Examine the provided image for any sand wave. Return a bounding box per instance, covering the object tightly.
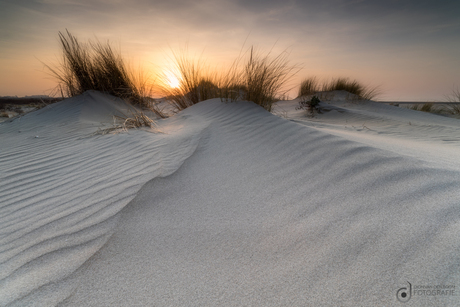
[62,99,460,306]
[2,94,460,306]
[0,91,209,306]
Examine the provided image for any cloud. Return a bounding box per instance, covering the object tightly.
[1,0,459,98]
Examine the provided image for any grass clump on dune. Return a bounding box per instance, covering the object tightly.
[444,87,460,115]
[322,77,380,100]
[297,76,380,101]
[241,47,299,111]
[298,76,320,97]
[405,91,460,116]
[46,30,159,111]
[45,30,168,121]
[159,45,300,112]
[322,77,362,95]
[409,103,434,112]
[158,47,221,111]
[407,103,444,115]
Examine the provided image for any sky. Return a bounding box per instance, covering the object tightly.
[1,0,459,101]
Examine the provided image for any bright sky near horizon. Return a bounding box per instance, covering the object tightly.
[1,0,459,101]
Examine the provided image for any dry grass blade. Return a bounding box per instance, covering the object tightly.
[445,104,460,115]
[298,76,320,97]
[420,103,435,112]
[115,112,155,129]
[321,77,380,101]
[44,30,152,108]
[444,87,460,115]
[145,98,169,119]
[242,46,300,111]
[93,109,159,135]
[407,103,443,114]
[158,47,221,111]
[90,40,136,100]
[159,44,300,112]
[218,53,246,102]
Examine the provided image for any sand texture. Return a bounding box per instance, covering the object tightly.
[1,92,460,306]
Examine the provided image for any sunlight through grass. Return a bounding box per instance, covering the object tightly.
[165,71,180,89]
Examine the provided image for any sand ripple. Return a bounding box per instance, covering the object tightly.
[0,91,209,306]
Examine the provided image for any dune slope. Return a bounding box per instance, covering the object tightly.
[59,98,460,306]
[273,92,460,170]
[0,91,210,306]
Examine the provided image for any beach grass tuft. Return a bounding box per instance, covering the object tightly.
[406,102,450,116]
[298,76,380,101]
[241,47,300,111]
[45,30,153,109]
[159,45,300,112]
[444,88,460,115]
[445,104,460,115]
[322,77,380,100]
[298,76,320,97]
[408,103,439,113]
[157,47,222,111]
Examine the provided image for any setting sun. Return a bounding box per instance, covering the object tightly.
[165,71,180,89]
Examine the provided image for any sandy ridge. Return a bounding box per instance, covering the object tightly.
[62,99,460,306]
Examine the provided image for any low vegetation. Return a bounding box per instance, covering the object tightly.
[46,31,396,119]
[407,103,440,113]
[444,88,460,115]
[296,95,321,116]
[239,47,299,111]
[93,109,158,135]
[298,76,380,101]
[45,30,170,122]
[445,104,460,115]
[46,30,148,105]
[404,101,460,117]
[298,76,320,97]
[157,45,300,112]
[157,48,221,111]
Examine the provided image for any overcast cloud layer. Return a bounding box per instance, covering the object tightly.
[1,0,459,100]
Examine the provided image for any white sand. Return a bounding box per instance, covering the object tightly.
[1,91,460,306]
[0,91,209,306]
[273,92,460,170]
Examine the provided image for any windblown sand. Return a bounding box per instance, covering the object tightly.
[1,91,459,306]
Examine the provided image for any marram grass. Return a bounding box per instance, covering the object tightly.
[298,76,381,101]
[45,30,151,108]
[158,45,300,112]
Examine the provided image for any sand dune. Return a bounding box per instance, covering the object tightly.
[273,92,460,170]
[1,92,460,306]
[0,91,209,306]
